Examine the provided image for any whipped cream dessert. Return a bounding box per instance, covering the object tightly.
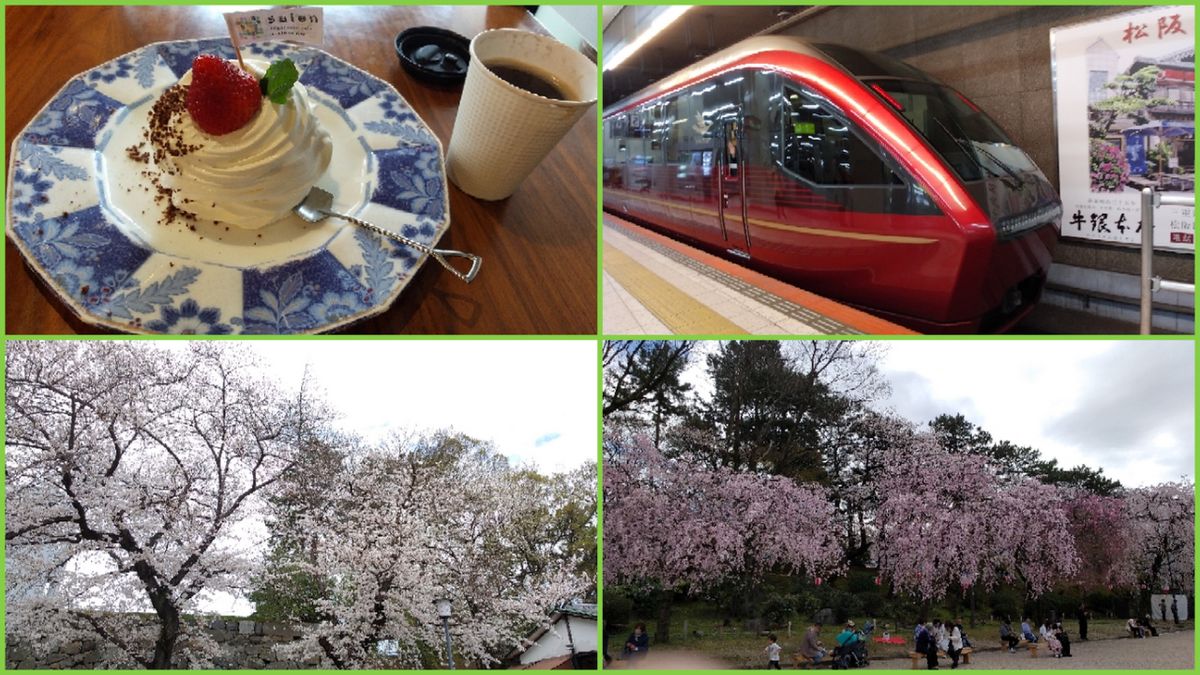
[139,58,332,230]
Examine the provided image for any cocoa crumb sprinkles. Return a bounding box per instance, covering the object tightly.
[147,84,200,166]
[125,146,149,164]
[123,83,206,228]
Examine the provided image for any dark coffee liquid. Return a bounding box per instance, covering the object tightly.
[486,60,573,100]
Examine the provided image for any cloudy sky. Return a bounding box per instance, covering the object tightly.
[680,340,1193,488]
[224,339,598,474]
[878,339,1194,487]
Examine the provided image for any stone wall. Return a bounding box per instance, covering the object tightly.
[6,619,322,670]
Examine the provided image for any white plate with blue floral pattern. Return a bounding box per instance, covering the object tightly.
[7,38,449,334]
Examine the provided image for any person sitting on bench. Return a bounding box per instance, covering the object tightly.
[1139,615,1159,637]
[1021,618,1038,642]
[1000,618,1020,652]
[800,621,828,665]
[1053,623,1072,657]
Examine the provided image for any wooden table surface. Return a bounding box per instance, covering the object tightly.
[5,6,598,335]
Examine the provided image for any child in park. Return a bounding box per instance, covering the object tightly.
[765,633,782,669]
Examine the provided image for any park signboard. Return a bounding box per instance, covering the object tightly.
[1051,6,1195,252]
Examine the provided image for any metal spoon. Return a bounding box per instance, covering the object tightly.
[295,186,482,283]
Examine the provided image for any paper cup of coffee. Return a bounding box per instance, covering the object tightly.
[446,29,597,201]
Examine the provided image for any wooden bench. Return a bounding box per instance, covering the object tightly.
[1003,639,1038,658]
[908,648,974,669]
[793,654,822,669]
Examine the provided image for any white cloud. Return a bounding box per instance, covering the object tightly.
[879,340,1194,487]
[234,340,598,474]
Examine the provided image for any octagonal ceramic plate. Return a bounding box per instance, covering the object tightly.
[7,38,450,334]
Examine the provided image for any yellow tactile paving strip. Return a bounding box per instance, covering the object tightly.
[602,243,747,335]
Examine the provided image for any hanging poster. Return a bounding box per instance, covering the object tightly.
[1051,7,1195,251]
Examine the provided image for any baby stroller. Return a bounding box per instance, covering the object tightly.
[831,633,870,669]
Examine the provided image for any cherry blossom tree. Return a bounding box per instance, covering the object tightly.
[1126,482,1194,594]
[5,342,326,668]
[265,431,589,669]
[604,433,843,643]
[604,434,843,592]
[872,419,1080,602]
[1066,492,1137,590]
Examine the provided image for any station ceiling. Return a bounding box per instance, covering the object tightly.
[602,6,815,107]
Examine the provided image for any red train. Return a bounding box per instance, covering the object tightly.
[602,37,1061,333]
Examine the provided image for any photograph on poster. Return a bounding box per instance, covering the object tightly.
[1052,5,1195,251]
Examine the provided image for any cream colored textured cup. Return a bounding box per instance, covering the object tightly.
[446,29,597,201]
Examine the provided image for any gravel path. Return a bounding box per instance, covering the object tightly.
[607,649,734,669]
[870,630,1194,670]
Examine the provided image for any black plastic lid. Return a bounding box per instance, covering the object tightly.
[395,27,470,85]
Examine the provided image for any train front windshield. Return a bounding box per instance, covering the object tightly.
[866,79,1038,185]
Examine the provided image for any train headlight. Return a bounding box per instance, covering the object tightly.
[995,204,1062,239]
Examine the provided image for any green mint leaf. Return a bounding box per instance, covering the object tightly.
[263,58,299,105]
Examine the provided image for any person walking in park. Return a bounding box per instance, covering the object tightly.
[1077,604,1089,641]
[1160,597,1168,622]
[765,633,782,670]
[1172,597,1181,625]
[801,621,827,665]
[1000,617,1020,652]
[623,623,650,659]
[916,622,939,670]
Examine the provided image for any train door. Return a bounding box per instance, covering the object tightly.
[717,116,751,255]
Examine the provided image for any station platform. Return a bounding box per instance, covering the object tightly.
[603,214,915,335]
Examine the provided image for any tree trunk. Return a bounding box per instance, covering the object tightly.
[133,557,181,670]
[653,401,668,451]
[969,586,976,628]
[655,590,673,645]
[150,602,181,669]
[856,510,867,558]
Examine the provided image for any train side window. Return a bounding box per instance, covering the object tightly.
[774,85,899,186]
[648,102,667,165]
[610,115,622,140]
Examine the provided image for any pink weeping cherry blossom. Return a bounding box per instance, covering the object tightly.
[604,435,844,591]
[1125,482,1194,593]
[871,420,1080,601]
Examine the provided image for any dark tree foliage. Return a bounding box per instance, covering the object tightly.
[602,341,694,421]
[676,341,838,481]
[929,413,1121,495]
[1029,459,1123,497]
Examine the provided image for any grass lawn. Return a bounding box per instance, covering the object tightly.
[618,606,1194,669]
